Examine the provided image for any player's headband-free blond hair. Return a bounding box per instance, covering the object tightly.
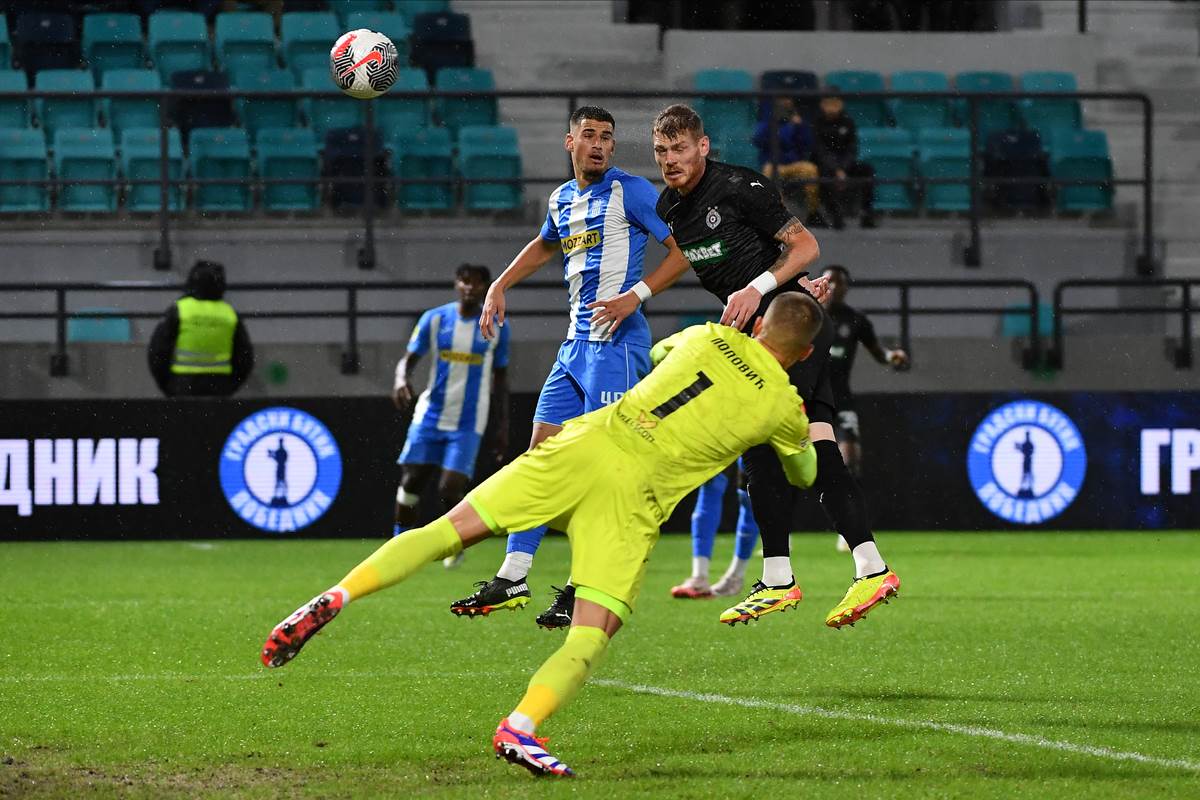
[652,104,705,139]
[763,291,824,353]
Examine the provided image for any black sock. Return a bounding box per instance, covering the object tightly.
[741,443,796,559]
[814,440,874,550]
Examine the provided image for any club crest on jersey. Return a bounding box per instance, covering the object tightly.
[705,206,722,229]
[967,400,1087,525]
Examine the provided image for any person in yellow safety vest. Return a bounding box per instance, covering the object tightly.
[148,260,255,397]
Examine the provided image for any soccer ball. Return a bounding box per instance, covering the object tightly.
[329,29,399,100]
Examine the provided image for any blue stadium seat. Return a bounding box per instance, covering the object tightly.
[67,307,132,343]
[35,70,98,136]
[917,129,970,212]
[955,71,1018,143]
[984,129,1048,210]
[14,12,80,76]
[120,126,184,211]
[1019,71,1082,140]
[825,69,888,127]
[759,69,819,122]
[858,127,916,211]
[189,126,251,211]
[323,125,389,209]
[377,67,430,136]
[215,12,277,77]
[302,66,364,137]
[101,68,161,134]
[458,124,521,211]
[0,127,48,211]
[1049,128,1112,211]
[694,68,756,145]
[256,126,320,210]
[82,13,145,78]
[0,17,10,72]
[435,67,496,136]
[281,11,339,79]
[410,11,474,81]
[147,11,210,81]
[170,69,235,135]
[346,11,411,63]
[53,127,117,211]
[390,125,452,210]
[889,71,952,133]
[234,69,299,136]
[0,70,31,129]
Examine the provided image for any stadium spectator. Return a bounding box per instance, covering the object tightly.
[147,260,254,397]
[752,97,821,221]
[813,95,877,229]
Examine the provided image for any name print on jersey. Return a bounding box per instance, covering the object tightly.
[711,336,766,388]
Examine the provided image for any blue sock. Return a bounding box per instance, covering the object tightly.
[691,472,728,559]
[392,523,406,538]
[506,526,547,555]
[734,488,758,560]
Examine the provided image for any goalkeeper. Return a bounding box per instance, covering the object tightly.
[260,292,823,778]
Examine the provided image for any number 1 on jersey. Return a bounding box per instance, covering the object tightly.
[651,371,713,419]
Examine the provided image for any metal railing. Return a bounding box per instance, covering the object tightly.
[1,278,1039,377]
[0,86,1156,273]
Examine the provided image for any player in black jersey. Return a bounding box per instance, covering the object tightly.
[590,105,900,629]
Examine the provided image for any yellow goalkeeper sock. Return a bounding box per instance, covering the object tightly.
[509,625,610,731]
[336,516,462,602]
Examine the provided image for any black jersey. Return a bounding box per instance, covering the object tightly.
[827,301,879,407]
[656,159,808,322]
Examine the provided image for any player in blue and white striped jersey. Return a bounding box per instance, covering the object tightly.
[393,265,510,567]
[449,106,691,625]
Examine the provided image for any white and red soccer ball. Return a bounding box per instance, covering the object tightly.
[330,29,399,100]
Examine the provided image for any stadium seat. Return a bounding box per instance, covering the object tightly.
[435,67,496,136]
[1000,301,1053,338]
[302,66,364,137]
[458,124,521,211]
[889,71,952,133]
[377,67,430,136]
[759,69,819,123]
[396,0,450,23]
[410,11,474,81]
[336,1,393,27]
[825,70,888,128]
[0,127,49,211]
[1019,71,1082,140]
[390,125,452,210]
[101,68,160,134]
[858,127,916,211]
[1049,128,1112,211]
[984,129,1048,210]
[147,10,210,81]
[136,0,223,21]
[214,12,277,78]
[346,11,411,63]
[694,68,756,145]
[0,17,10,72]
[917,128,970,212]
[234,69,299,136]
[120,126,183,211]
[169,69,235,135]
[281,11,339,79]
[954,71,1018,143]
[324,125,389,209]
[189,126,251,211]
[67,307,133,343]
[82,13,145,78]
[35,69,99,136]
[256,126,320,210]
[14,12,80,76]
[709,136,758,170]
[0,70,31,129]
[53,127,117,211]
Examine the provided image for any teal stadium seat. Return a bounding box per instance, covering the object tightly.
[1019,71,1082,140]
[0,128,49,212]
[67,307,132,342]
[0,70,31,129]
[825,70,888,127]
[458,124,521,210]
[148,11,210,82]
[378,68,430,136]
[189,127,252,211]
[120,126,184,212]
[694,68,756,144]
[889,71,952,133]
[336,1,393,27]
[435,67,496,136]
[917,128,970,212]
[102,69,160,134]
[954,71,1018,142]
[710,136,758,170]
[82,13,145,78]
[1000,302,1053,338]
[215,12,277,78]
[0,17,9,71]
[346,11,411,63]
[281,12,339,79]
[256,126,320,210]
[35,70,99,136]
[394,0,450,25]
[858,127,916,211]
[1050,129,1112,211]
[235,69,299,136]
[53,127,117,211]
[391,126,453,210]
[302,67,363,137]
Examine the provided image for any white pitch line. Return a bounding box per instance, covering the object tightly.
[593,679,1200,774]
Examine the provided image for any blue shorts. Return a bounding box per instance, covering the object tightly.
[397,425,482,478]
[533,340,651,426]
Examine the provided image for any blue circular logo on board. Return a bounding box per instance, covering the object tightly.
[967,400,1087,525]
[219,406,342,533]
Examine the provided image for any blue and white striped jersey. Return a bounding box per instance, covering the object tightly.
[540,167,671,348]
[407,302,510,435]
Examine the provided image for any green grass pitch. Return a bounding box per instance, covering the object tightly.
[3,532,1199,798]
